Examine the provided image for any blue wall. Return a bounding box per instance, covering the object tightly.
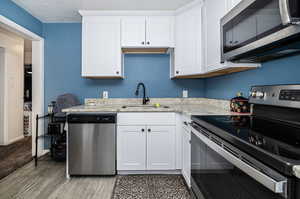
[0,0,43,36]
[204,55,300,99]
[3,0,300,103]
[43,23,205,106]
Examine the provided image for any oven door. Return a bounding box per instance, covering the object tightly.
[221,0,300,62]
[191,125,289,199]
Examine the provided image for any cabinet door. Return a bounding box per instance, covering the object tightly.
[147,126,176,170]
[174,4,202,76]
[82,17,122,77]
[146,16,174,47]
[182,127,191,187]
[121,17,146,47]
[232,16,256,48]
[203,0,227,72]
[117,126,146,170]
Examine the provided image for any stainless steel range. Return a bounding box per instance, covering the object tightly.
[190,85,300,199]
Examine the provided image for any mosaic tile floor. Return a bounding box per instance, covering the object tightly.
[112,175,190,199]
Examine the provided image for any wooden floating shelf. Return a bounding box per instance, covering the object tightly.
[174,66,258,79]
[122,48,170,54]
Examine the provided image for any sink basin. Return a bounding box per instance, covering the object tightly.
[122,105,170,109]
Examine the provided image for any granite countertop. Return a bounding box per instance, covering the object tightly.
[62,98,246,116]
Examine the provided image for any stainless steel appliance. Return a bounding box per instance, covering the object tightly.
[221,0,300,63]
[67,113,116,175]
[191,84,300,199]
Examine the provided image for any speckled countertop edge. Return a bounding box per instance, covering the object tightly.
[62,98,249,116]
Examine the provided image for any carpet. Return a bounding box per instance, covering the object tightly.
[112,175,190,199]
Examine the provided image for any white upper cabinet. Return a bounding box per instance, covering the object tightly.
[203,0,227,72]
[146,16,175,47]
[121,17,146,47]
[173,3,203,77]
[121,16,174,48]
[82,16,122,78]
[202,0,260,73]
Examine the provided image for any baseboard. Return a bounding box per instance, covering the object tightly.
[0,135,24,146]
[38,149,49,157]
[117,170,182,175]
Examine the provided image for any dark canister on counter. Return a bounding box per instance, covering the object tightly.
[230,92,250,113]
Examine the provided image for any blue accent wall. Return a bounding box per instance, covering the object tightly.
[204,55,300,99]
[0,0,43,36]
[3,0,300,104]
[43,23,205,107]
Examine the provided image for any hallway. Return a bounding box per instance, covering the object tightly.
[0,137,32,179]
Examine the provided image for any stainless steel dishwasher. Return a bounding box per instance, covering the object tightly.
[67,113,116,176]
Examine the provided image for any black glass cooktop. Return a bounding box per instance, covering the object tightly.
[192,115,300,162]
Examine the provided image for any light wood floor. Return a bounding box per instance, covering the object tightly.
[0,158,116,199]
[0,136,32,179]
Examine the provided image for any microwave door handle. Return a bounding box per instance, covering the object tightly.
[279,0,292,25]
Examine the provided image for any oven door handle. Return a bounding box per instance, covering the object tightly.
[279,0,292,25]
[293,165,300,179]
[192,128,287,195]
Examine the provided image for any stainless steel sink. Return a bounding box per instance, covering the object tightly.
[121,105,170,109]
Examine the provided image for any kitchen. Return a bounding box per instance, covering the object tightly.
[0,0,300,199]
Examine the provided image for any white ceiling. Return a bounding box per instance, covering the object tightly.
[12,0,194,23]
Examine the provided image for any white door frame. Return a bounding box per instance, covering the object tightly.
[0,15,47,157]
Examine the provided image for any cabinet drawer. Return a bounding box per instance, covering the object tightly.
[117,113,176,126]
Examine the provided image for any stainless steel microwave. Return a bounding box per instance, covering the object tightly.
[221,0,300,63]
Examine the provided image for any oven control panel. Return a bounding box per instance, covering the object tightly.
[249,85,300,108]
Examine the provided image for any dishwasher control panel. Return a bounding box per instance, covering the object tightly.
[67,114,116,123]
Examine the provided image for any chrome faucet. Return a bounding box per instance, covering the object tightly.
[135,82,150,105]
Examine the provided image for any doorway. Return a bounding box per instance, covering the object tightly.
[24,39,32,138]
[0,15,45,176]
[0,27,32,179]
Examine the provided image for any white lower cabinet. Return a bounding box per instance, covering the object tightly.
[117,126,146,170]
[182,124,191,187]
[117,113,176,171]
[118,125,176,171]
[147,126,176,170]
